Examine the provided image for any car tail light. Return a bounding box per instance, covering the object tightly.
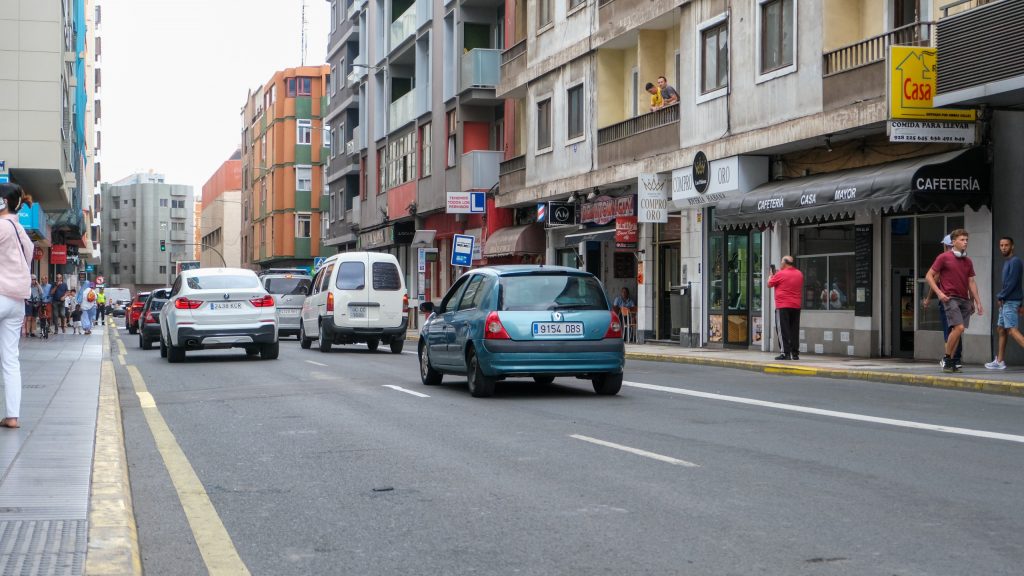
[604,311,623,339]
[403,293,409,310]
[327,292,334,313]
[174,297,203,310]
[484,311,510,340]
[250,295,275,307]
[144,311,158,324]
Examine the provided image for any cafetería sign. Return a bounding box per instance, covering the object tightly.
[581,195,635,225]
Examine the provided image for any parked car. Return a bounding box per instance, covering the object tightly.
[299,252,407,353]
[105,288,131,317]
[260,270,313,339]
[159,267,278,363]
[126,291,151,334]
[138,288,171,350]
[417,266,625,398]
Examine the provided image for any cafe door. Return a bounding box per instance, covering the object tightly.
[657,244,680,340]
[709,226,758,347]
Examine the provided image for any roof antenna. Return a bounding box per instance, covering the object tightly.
[300,0,308,66]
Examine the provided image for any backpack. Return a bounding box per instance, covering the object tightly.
[87,290,96,303]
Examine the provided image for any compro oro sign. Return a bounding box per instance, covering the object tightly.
[637,173,669,223]
[672,156,769,208]
[889,46,976,122]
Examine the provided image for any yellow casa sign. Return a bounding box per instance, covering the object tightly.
[890,46,976,122]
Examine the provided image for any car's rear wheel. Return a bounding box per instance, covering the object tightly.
[261,341,280,360]
[127,323,136,335]
[140,333,152,350]
[592,373,623,396]
[466,349,495,398]
[533,376,555,385]
[167,343,186,363]
[419,344,442,386]
[159,336,167,358]
[317,321,332,353]
[366,338,379,352]
[299,321,312,349]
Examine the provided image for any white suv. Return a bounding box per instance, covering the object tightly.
[160,267,279,362]
[299,252,408,353]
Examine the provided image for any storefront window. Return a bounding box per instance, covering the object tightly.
[793,224,854,311]
[751,231,763,314]
[709,235,723,311]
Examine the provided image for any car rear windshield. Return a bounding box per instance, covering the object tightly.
[186,275,260,290]
[264,277,312,295]
[498,274,608,311]
[372,262,402,290]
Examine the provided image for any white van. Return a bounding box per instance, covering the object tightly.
[299,252,408,353]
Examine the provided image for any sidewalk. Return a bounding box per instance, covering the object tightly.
[0,322,137,576]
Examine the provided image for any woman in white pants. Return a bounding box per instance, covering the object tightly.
[0,184,34,429]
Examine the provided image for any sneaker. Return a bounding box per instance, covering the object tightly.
[955,360,963,370]
[775,353,790,360]
[942,357,955,373]
[791,354,800,360]
[985,359,1007,370]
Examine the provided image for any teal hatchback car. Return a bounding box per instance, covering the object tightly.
[418,266,625,397]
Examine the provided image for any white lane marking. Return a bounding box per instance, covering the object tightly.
[382,385,430,398]
[570,434,699,467]
[305,360,329,367]
[624,381,1024,444]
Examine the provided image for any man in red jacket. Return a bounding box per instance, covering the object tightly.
[768,255,804,360]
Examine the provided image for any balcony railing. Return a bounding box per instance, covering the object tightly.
[499,154,525,176]
[108,231,121,242]
[389,91,415,131]
[170,231,187,241]
[346,131,361,155]
[823,21,934,77]
[461,150,503,191]
[461,49,500,91]
[109,274,120,285]
[171,207,188,219]
[108,208,120,220]
[390,5,416,50]
[500,39,526,67]
[597,104,680,146]
[109,252,120,264]
[347,0,366,19]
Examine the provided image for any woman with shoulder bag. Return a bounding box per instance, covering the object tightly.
[0,183,35,428]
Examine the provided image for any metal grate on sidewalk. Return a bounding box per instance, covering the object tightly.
[0,520,86,576]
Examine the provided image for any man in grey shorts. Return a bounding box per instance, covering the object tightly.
[925,228,984,373]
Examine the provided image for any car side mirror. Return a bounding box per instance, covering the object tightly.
[419,301,435,314]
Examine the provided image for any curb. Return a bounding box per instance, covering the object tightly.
[624,351,1024,396]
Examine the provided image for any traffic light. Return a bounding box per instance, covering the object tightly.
[160,240,166,252]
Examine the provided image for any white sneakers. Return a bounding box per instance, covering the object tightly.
[985,359,1007,370]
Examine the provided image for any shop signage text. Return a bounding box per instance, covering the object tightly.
[51,244,67,265]
[915,176,981,191]
[692,152,709,193]
[451,234,474,267]
[637,173,669,223]
[888,120,976,144]
[889,47,976,122]
[672,156,769,208]
[615,216,638,249]
[581,195,635,225]
[360,226,390,249]
[546,201,578,227]
[446,191,485,214]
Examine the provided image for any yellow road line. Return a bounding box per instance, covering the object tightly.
[126,365,251,575]
[117,339,127,356]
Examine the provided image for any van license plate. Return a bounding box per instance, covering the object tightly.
[209,302,243,310]
[350,306,367,319]
[532,322,584,336]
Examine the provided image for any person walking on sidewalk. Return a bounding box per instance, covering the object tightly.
[96,287,106,323]
[923,235,963,368]
[0,183,35,429]
[926,229,983,373]
[26,275,41,337]
[79,281,96,335]
[986,237,1024,370]
[52,273,68,333]
[768,255,804,360]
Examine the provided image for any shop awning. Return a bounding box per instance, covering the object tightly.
[714,148,989,229]
[483,223,545,257]
[563,226,615,246]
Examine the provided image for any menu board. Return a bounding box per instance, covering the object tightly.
[854,224,873,317]
[614,252,634,279]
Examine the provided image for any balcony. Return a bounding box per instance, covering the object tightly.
[108,208,120,220]
[348,0,366,20]
[936,0,1024,107]
[497,39,527,98]
[170,231,187,242]
[389,91,415,132]
[498,154,525,196]
[822,21,934,110]
[171,207,188,219]
[109,252,120,264]
[597,105,679,168]
[346,131,361,155]
[390,5,416,52]
[109,274,120,285]
[108,231,121,242]
[461,150,502,191]
[595,0,679,48]
[460,49,502,105]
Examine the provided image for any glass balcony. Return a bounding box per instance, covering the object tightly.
[390,5,416,51]
[347,0,366,20]
[346,130,361,155]
[461,49,500,91]
[388,91,415,131]
[460,150,503,191]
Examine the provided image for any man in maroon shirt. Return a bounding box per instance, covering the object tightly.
[768,255,804,360]
[925,228,984,373]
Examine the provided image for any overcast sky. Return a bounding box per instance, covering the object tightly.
[102,0,328,194]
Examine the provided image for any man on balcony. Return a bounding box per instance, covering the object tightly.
[646,82,664,112]
[657,76,679,107]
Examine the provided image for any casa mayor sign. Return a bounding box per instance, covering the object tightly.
[759,185,858,213]
[672,155,769,208]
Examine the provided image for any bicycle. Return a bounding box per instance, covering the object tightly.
[38,302,52,339]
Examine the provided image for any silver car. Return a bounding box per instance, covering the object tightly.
[260,270,312,338]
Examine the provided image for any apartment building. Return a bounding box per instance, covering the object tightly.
[0,0,96,284]
[240,66,331,271]
[498,0,993,362]
[100,173,195,290]
[332,0,517,313]
[200,151,243,268]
